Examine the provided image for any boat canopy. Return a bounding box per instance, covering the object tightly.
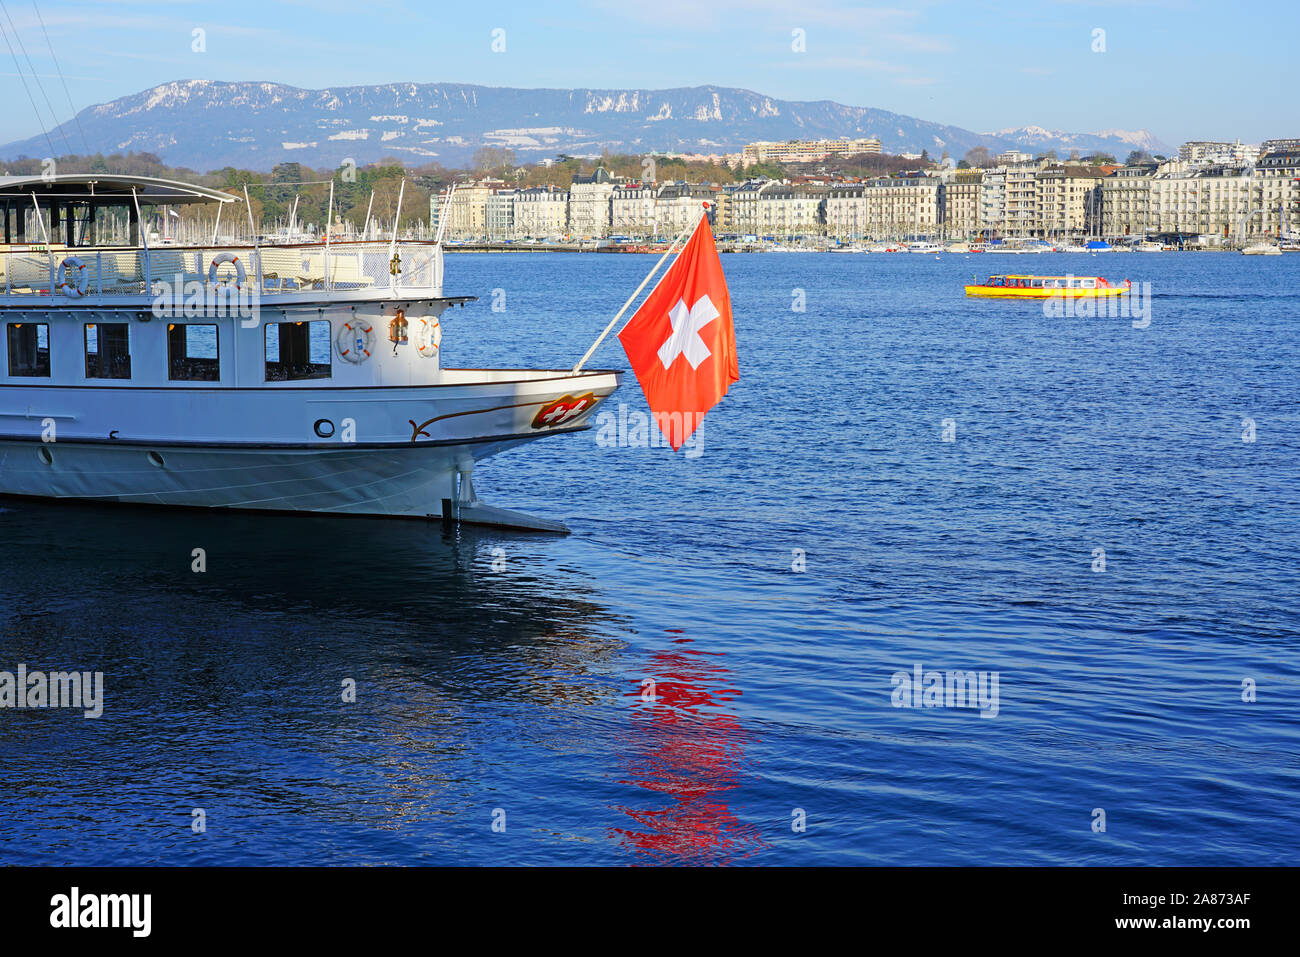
[1,174,234,248]
[0,174,235,207]
[1085,240,1111,249]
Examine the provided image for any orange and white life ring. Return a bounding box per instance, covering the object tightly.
[336,318,375,364]
[414,317,441,358]
[56,257,88,298]
[208,252,247,290]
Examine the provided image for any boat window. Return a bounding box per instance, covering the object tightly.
[265,320,331,381]
[6,323,50,377]
[1031,279,1044,288]
[168,324,220,381]
[84,323,132,380]
[1082,278,1096,288]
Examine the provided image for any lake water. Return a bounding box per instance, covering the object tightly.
[1,250,1297,865]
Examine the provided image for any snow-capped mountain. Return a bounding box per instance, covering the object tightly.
[0,79,1171,170]
[986,125,1167,155]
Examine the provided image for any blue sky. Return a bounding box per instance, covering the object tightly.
[1,0,1295,148]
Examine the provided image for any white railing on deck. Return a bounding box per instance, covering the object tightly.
[0,242,443,300]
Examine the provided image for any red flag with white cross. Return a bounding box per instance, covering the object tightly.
[618,214,739,450]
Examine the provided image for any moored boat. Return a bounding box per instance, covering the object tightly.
[1241,242,1283,256]
[0,174,620,531]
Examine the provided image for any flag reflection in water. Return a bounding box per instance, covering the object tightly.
[613,635,766,863]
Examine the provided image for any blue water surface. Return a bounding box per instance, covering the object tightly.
[1,250,1297,865]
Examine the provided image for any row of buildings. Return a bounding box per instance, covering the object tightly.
[432,139,1300,243]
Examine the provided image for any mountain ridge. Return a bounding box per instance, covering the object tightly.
[0,79,1171,171]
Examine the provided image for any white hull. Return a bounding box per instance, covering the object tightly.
[0,434,580,530]
[0,369,619,529]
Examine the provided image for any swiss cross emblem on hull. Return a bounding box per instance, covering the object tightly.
[532,392,598,430]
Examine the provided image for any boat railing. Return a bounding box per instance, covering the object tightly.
[0,241,442,301]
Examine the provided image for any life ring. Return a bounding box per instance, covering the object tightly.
[56,257,88,298]
[208,252,247,290]
[336,318,375,363]
[414,317,441,358]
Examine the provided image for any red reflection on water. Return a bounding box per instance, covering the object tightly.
[612,637,766,864]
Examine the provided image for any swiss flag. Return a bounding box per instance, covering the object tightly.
[618,213,739,450]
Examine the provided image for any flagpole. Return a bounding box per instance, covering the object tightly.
[571,203,708,374]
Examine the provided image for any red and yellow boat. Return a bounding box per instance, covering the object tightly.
[965,274,1131,299]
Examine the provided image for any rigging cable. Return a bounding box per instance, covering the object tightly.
[0,14,56,158]
[30,0,88,155]
[0,0,72,155]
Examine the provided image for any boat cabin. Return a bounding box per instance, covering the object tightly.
[0,174,466,393]
[983,275,1107,289]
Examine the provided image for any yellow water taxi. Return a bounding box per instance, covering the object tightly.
[965,275,1131,299]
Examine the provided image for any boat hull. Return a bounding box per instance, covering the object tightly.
[964,286,1129,299]
[0,434,580,528]
[0,368,620,529]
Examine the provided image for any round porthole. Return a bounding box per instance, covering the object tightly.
[148,451,166,469]
[37,446,53,466]
[313,418,336,439]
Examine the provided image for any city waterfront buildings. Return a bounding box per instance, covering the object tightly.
[427,135,1297,244]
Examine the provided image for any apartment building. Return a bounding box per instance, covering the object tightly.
[1003,160,1047,236]
[1178,140,1258,167]
[568,167,620,239]
[513,186,569,238]
[724,179,775,236]
[939,168,983,238]
[1255,147,1300,238]
[442,180,502,239]
[754,183,828,237]
[1100,163,1157,237]
[742,137,881,166]
[823,177,939,238]
[1036,166,1106,237]
[654,182,718,234]
[610,182,658,236]
[978,169,1007,236]
[484,189,517,239]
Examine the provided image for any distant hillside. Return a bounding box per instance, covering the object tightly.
[0,79,1170,171]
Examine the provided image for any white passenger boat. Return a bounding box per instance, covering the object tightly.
[0,175,620,531]
[1241,242,1283,256]
[905,241,944,254]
